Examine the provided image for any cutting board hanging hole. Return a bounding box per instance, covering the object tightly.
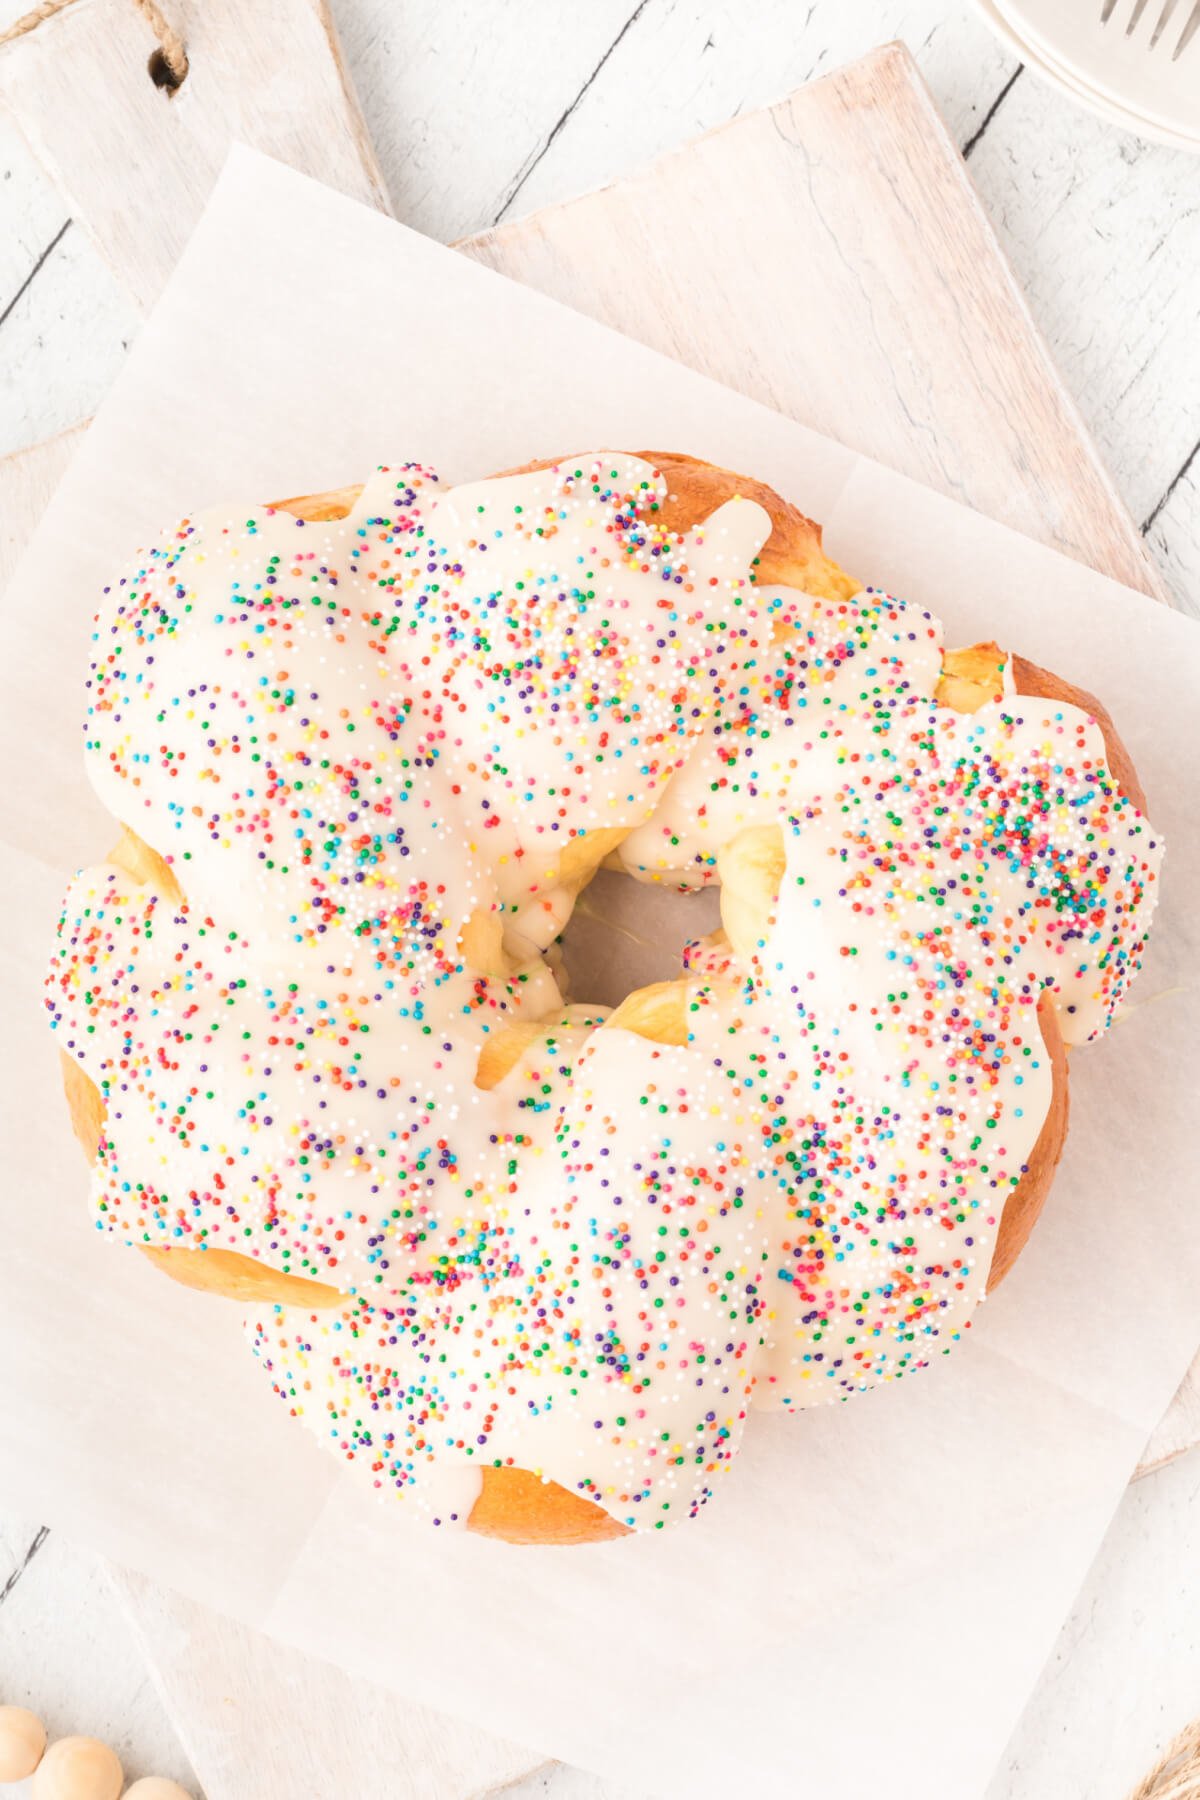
[0,0,390,307]
[146,43,185,92]
[1,0,188,89]
[132,0,188,90]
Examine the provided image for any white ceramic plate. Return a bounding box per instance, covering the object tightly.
[975,0,1200,151]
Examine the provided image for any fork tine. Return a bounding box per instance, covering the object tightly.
[1150,0,1183,46]
[1125,0,1152,32]
[1175,0,1200,55]
[1100,0,1120,21]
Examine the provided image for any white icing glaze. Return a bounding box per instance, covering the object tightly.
[618,585,946,886]
[46,454,1163,1532]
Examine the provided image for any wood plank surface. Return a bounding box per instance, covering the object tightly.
[7,0,1197,610]
[1134,1356,1200,1482]
[0,0,389,307]
[0,421,83,580]
[113,1572,547,1800]
[462,43,1168,604]
[1,37,1192,1800]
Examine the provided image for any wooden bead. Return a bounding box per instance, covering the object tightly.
[31,1736,123,1800]
[123,1782,194,1800]
[0,1705,47,1780]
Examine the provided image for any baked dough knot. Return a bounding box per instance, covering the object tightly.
[46,451,1162,1542]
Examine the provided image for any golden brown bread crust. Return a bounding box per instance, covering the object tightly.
[496,448,859,600]
[56,454,1143,1546]
[1012,654,1147,817]
[60,1041,345,1311]
[975,648,1140,1292]
[58,828,344,1310]
[636,450,857,596]
[469,1466,631,1545]
[985,995,1069,1291]
[268,484,362,523]
[936,642,1147,819]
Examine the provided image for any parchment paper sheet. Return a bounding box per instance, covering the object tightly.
[1,148,1198,1800]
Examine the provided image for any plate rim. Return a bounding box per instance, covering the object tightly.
[972,0,1200,153]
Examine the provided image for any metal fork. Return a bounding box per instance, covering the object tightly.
[1100,0,1200,60]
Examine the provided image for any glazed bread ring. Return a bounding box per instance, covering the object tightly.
[47,451,1162,1545]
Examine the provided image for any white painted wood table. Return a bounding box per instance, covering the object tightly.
[2,4,1198,1798]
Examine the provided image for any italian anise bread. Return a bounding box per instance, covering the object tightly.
[47,450,1162,1544]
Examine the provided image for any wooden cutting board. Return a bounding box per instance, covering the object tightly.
[2,39,1192,1800]
[461,43,1167,604]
